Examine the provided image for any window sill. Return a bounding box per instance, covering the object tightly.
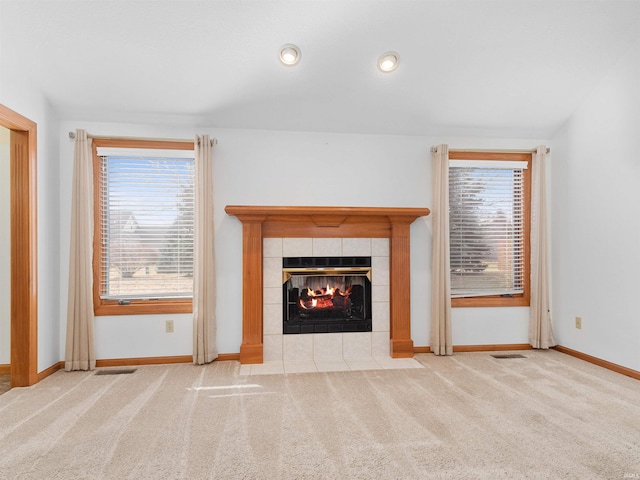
[94,300,193,316]
[452,295,530,308]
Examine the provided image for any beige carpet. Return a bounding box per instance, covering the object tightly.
[0,374,9,396]
[0,351,639,479]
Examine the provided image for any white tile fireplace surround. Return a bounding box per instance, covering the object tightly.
[266,237,387,357]
[237,237,422,375]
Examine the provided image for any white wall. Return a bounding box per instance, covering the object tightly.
[0,0,552,367]
[38,102,62,371]
[433,136,549,347]
[0,127,9,364]
[58,121,199,360]
[59,121,546,359]
[551,39,640,372]
[213,129,434,352]
[0,73,61,372]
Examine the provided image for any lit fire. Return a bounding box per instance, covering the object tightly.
[299,284,352,310]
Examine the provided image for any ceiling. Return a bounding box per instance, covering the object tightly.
[1,0,639,137]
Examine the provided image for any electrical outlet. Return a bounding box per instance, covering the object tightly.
[166,320,174,333]
[575,316,582,329]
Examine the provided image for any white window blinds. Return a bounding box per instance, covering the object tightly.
[449,160,527,298]
[97,148,195,301]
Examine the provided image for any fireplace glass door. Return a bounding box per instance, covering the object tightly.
[282,257,372,334]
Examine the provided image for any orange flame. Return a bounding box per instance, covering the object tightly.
[298,283,352,310]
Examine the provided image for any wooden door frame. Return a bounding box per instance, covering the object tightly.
[0,104,38,387]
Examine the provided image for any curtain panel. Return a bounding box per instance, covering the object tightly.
[431,144,453,355]
[529,145,556,349]
[193,135,218,364]
[65,129,96,371]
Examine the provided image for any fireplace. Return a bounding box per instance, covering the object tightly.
[223,205,431,363]
[283,256,372,334]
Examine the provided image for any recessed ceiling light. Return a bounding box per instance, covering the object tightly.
[378,52,399,73]
[279,44,301,66]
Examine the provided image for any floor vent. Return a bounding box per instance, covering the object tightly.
[491,354,527,359]
[95,368,137,375]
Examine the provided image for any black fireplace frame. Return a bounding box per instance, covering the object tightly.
[282,256,373,335]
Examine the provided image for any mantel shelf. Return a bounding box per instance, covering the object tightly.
[225,205,431,221]
[225,205,430,238]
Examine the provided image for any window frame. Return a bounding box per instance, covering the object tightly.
[448,151,531,308]
[92,138,195,316]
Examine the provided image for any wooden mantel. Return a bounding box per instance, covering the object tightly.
[224,205,431,364]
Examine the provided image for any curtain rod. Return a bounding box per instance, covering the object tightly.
[68,131,218,146]
[430,146,550,154]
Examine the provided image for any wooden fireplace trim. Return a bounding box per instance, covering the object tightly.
[224,205,431,364]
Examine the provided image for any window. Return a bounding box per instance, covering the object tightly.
[448,151,531,307]
[92,139,195,315]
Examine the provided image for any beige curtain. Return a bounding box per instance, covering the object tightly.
[431,144,453,355]
[529,145,556,349]
[65,129,96,371]
[193,135,218,364]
